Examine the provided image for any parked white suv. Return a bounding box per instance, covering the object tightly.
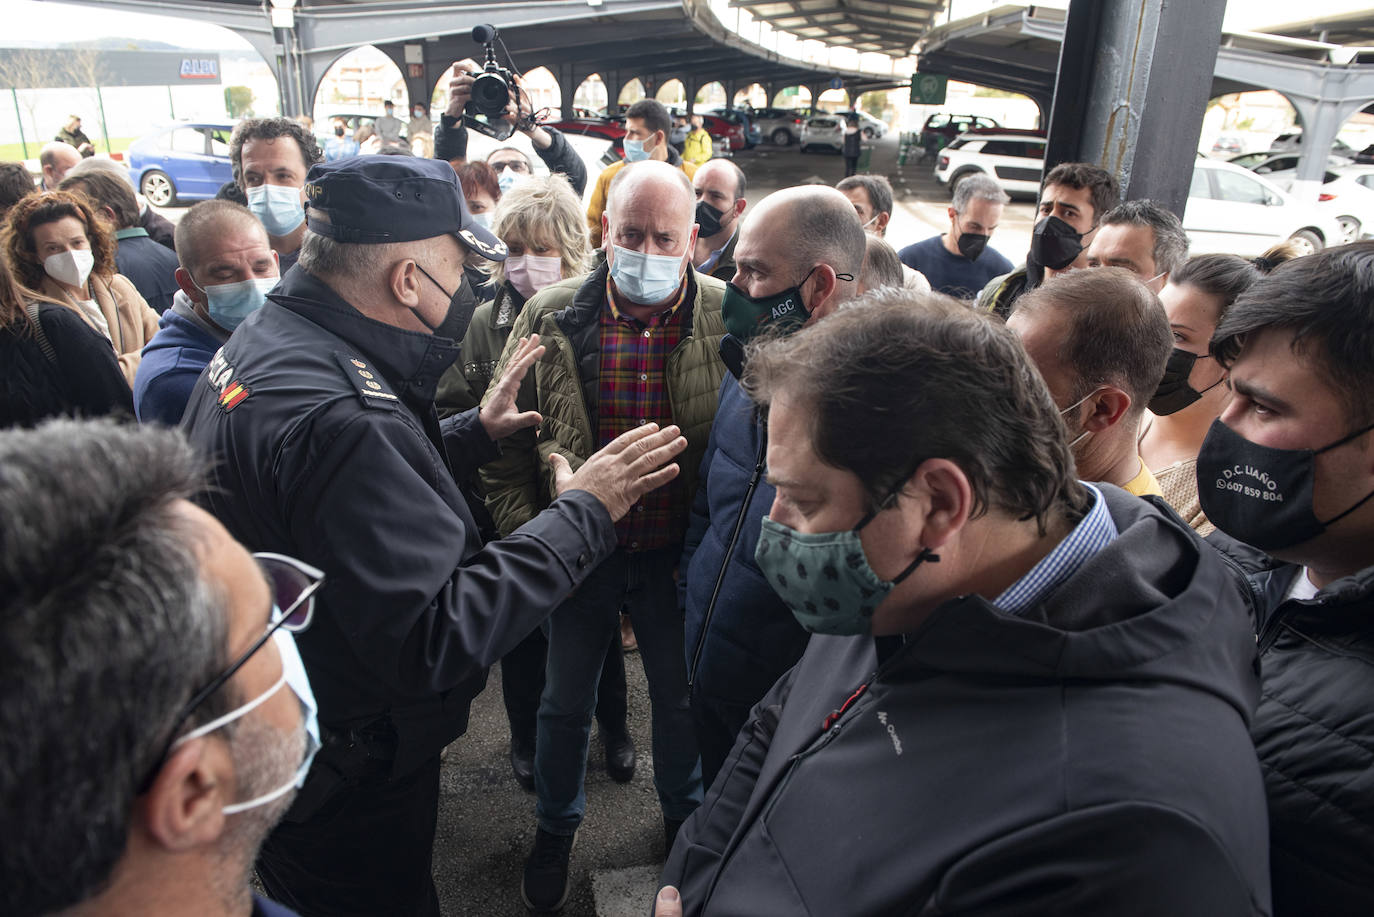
[935,129,1047,197]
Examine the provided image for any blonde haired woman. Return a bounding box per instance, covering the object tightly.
[438,172,590,414]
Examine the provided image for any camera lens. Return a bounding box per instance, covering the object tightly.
[471,72,511,117]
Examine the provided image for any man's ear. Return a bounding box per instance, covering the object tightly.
[174,267,203,304]
[1082,386,1132,432]
[947,205,958,225]
[875,211,891,235]
[389,259,423,308]
[140,737,231,854]
[732,197,747,219]
[907,457,972,551]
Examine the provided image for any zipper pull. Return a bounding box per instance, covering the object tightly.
[821,683,868,731]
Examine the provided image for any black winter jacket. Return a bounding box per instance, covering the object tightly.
[1208,532,1374,917]
[681,357,807,764]
[663,487,1271,916]
[180,267,616,776]
[0,303,132,427]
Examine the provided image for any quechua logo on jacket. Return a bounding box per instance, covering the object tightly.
[206,348,251,412]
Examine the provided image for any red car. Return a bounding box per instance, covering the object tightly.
[694,113,745,152]
[541,116,625,141]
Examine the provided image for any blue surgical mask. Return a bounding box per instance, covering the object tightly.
[198,277,277,332]
[623,137,651,163]
[246,183,305,237]
[173,621,320,814]
[497,170,527,195]
[471,211,494,231]
[609,245,685,304]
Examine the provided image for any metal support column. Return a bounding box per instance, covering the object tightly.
[1042,0,1226,217]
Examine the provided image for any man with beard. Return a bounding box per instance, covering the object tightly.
[690,159,747,281]
[979,162,1118,318]
[0,419,315,917]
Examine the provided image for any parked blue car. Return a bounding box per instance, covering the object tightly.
[128,121,236,206]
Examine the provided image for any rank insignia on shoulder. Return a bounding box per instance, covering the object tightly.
[334,351,399,408]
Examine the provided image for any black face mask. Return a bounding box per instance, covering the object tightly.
[956,230,989,261]
[1149,348,1226,416]
[1029,215,1084,271]
[696,200,727,238]
[1197,419,1374,551]
[415,265,478,342]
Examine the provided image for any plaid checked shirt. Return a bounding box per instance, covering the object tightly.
[597,277,689,551]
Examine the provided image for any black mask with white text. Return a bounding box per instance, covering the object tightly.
[1197,419,1374,551]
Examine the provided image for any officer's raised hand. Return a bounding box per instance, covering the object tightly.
[480,333,544,440]
[551,423,687,522]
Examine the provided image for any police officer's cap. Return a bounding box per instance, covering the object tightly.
[303,155,507,261]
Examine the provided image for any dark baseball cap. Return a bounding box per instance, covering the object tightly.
[303,155,507,261]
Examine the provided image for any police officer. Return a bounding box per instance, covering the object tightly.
[179,155,689,917]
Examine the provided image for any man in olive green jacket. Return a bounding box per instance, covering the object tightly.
[481,161,725,913]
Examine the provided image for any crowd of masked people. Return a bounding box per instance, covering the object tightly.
[1,53,1371,917]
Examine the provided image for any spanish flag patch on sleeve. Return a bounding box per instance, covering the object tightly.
[218,379,251,411]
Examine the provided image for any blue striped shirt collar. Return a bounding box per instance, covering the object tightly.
[993,482,1117,616]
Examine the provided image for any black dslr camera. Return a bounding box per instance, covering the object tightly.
[464,24,521,141]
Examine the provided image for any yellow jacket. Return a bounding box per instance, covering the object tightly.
[682,128,713,166]
[586,154,699,247]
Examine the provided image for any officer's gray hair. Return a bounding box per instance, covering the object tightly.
[299,225,453,284]
[0,419,232,916]
[952,173,1010,214]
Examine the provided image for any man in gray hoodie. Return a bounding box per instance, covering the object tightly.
[658,288,1270,916]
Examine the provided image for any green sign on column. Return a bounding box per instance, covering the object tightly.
[909,73,948,105]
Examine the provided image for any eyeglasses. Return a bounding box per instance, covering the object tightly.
[136,552,324,792]
[490,159,530,174]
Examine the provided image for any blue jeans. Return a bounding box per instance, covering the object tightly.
[535,545,702,835]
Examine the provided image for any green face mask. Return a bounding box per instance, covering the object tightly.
[755,504,939,636]
[721,266,851,342]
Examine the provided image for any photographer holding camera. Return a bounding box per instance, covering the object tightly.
[435,58,587,197]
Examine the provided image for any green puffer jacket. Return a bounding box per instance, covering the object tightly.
[480,262,726,538]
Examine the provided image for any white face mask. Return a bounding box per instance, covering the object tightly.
[173,626,320,815]
[1060,390,1096,449]
[44,249,94,289]
[608,245,686,304]
[505,253,563,299]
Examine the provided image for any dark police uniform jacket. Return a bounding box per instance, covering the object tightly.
[181,266,616,778]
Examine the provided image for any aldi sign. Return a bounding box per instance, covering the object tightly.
[179,58,219,80]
